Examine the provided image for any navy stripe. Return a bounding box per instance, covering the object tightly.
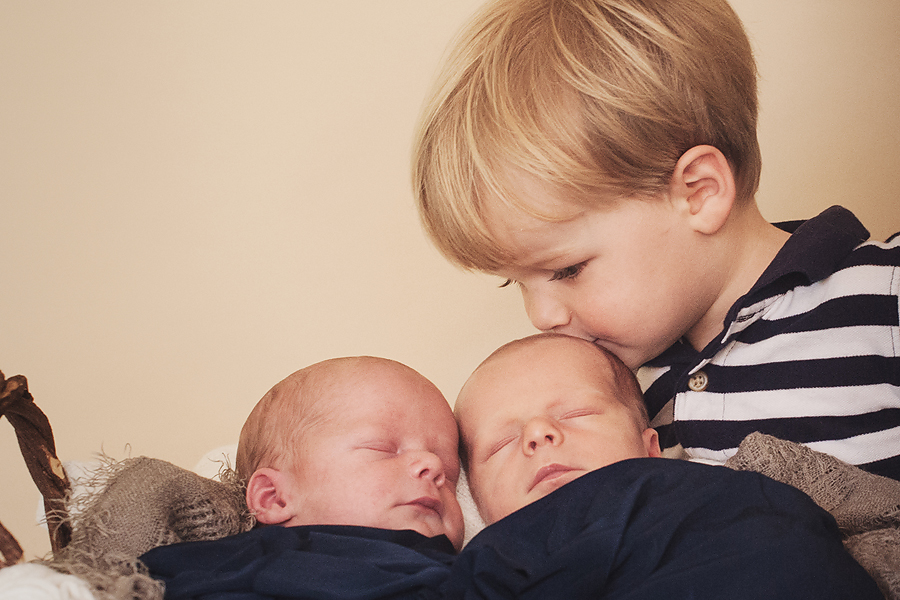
[702,356,900,393]
[841,242,900,267]
[638,209,900,481]
[860,453,900,481]
[675,407,900,452]
[643,369,682,420]
[736,295,899,345]
[653,423,678,452]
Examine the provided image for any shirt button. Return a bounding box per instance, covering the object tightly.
[688,370,709,392]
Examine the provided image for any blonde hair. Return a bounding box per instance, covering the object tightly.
[413,0,760,271]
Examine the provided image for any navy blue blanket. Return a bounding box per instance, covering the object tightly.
[142,459,880,599]
[447,458,881,599]
[140,525,455,599]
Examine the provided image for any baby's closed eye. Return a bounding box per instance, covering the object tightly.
[358,441,397,454]
[483,436,516,462]
[560,409,601,420]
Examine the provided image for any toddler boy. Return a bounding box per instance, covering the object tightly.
[448,333,882,599]
[413,0,900,477]
[141,356,464,599]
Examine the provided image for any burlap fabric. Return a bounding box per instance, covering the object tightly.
[726,432,900,599]
[47,456,254,600]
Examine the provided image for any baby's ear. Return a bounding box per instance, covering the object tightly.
[245,468,294,525]
[642,428,662,458]
[669,145,736,235]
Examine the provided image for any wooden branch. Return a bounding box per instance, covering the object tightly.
[0,520,24,568]
[0,371,72,555]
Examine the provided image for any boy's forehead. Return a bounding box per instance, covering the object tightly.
[483,173,584,231]
[480,180,622,267]
[482,206,585,271]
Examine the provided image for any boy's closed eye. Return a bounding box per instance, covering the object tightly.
[497,261,588,288]
[549,261,587,282]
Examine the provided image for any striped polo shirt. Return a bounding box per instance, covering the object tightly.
[638,206,900,481]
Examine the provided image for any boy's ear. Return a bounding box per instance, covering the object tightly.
[669,145,736,235]
[245,467,294,526]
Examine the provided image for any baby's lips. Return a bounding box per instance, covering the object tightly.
[407,495,442,515]
[529,463,575,492]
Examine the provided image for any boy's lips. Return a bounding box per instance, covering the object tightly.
[529,463,575,492]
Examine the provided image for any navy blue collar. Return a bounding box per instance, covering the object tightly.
[645,205,869,366]
[748,205,869,302]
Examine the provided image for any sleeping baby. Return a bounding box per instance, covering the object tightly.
[447,333,882,599]
[141,356,464,599]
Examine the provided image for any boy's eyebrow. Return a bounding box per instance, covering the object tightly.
[509,250,579,272]
[513,231,592,268]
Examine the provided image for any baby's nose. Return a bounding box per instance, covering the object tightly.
[410,451,446,486]
[522,416,563,454]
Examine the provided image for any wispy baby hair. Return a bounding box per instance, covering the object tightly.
[236,365,330,481]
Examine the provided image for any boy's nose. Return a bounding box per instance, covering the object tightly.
[409,451,446,486]
[522,417,563,455]
[523,286,571,332]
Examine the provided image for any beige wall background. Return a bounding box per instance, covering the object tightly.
[2,1,898,559]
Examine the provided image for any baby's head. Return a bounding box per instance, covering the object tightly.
[413,0,759,272]
[455,333,660,524]
[236,356,465,550]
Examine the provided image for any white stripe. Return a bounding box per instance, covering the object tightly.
[682,445,735,465]
[721,325,898,366]
[676,383,900,421]
[806,426,900,466]
[683,427,900,469]
[760,264,898,320]
[686,456,726,467]
[675,390,724,421]
[861,236,900,251]
[636,364,670,392]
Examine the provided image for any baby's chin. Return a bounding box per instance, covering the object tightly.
[392,510,463,550]
[487,470,587,523]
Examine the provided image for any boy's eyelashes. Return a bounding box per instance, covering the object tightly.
[549,262,586,282]
[497,261,587,287]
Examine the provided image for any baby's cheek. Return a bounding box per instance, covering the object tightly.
[470,472,500,519]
